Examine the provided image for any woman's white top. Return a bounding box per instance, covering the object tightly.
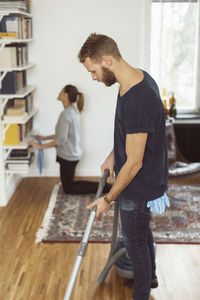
[55,105,82,161]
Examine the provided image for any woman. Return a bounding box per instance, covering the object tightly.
[29,84,110,194]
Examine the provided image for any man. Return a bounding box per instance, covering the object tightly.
[78,33,169,300]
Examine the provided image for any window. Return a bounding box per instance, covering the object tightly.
[150,0,200,112]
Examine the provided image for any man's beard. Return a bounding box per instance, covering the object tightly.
[101,66,116,86]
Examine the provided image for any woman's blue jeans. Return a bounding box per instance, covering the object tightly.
[119,198,156,300]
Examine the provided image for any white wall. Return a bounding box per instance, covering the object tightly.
[28,0,151,177]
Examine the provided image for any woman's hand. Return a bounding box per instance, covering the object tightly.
[87,196,111,218]
[28,141,43,150]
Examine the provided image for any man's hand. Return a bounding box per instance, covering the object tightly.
[87,196,111,218]
[28,141,43,150]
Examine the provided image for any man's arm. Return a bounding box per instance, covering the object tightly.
[87,132,148,217]
[106,132,147,201]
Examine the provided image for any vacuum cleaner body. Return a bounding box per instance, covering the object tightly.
[114,238,156,279]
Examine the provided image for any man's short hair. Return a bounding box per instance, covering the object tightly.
[78,33,122,63]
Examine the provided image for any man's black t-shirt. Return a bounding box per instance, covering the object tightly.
[114,70,168,202]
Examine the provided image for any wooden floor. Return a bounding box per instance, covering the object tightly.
[0,176,200,300]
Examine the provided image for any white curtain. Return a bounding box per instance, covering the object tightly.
[150,0,200,111]
[138,0,152,71]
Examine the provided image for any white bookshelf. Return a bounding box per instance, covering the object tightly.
[0,10,32,19]
[0,38,34,45]
[0,62,35,72]
[5,169,30,174]
[0,8,36,206]
[0,85,37,99]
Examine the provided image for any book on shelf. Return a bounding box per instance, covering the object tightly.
[4,123,19,145]
[3,93,33,116]
[0,45,17,67]
[0,44,28,68]
[0,15,32,39]
[0,32,17,39]
[0,1,27,12]
[7,163,29,170]
[6,149,34,171]
[6,104,25,116]
[8,148,32,158]
[3,117,33,145]
[3,111,28,122]
[0,70,26,94]
[13,93,33,112]
[9,147,32,158]
[1,16,21,38]
[4,123,24,145]
[6,160,33,170]
[6,148,32,162]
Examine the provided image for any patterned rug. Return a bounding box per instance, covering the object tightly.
[35,184,200,244]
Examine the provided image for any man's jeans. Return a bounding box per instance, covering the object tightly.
[119,198,156,300]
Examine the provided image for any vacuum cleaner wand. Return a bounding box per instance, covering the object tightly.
[64,169,110,300]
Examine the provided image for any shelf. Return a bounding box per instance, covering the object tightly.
[0,38,34,45]
[0,8,34,206]
[174,119,200,125]
[1,107,38,124]
[0,85,37,99]
[0,10,32,18]
[0,62,35,72]
[5,168,30,175]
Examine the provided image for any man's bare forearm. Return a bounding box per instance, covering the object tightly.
[106,159,142,201]
[108,149,114,159]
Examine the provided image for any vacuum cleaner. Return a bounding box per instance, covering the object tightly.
[114,238,134,279]
[98,199,156,285]
[114,238,156,281]
[63,169,156,299]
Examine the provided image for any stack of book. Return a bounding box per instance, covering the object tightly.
[0,15,32,40]
[0,1,31,13]
[13,93,33,113]
[0,44,28,68]
[3,93,33,122]
[3,117,33,145]
[4,102,27,121]
[0,70,26,94]
[6,148,34,171]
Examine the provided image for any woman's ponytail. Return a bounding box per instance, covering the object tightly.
[63,85,84,113]
[77,92,84,113]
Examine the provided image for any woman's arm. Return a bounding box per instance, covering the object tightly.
[32,134,56,141]
[29,140,57,150]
